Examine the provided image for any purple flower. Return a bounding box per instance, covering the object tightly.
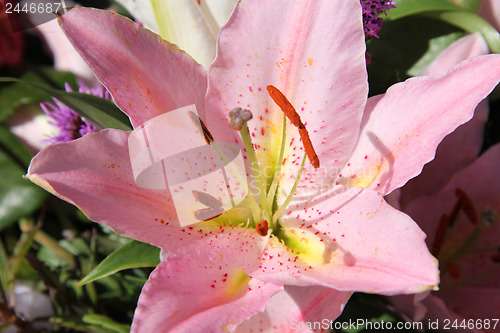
[361,0,396,39]
[40,82,109,144]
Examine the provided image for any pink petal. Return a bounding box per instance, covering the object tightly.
[391,290,500,333]
[27,129,177,249]
[252,187,438,295]
[206,0,368,199]
[421,34,489,76]
[399,100,488,207]
[436,287,500,328]
[390,293,469,331]
[339,55,500,195]
[57,8,207,127]
[131,233,282,333]
[406,144,500,289]
[235,286,350,332]
[400,35,490,206]
[27,129,268,256]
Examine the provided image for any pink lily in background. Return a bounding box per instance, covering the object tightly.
[26,0,500,331]
[390,144,500,332]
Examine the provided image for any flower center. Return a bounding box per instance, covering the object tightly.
[205,86,319,243]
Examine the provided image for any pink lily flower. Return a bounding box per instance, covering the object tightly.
[26,0,500,331]
[390,144,500,332]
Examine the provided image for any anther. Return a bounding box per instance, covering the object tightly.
[266,85,320,168]
[229,108,253,130]
[256,220,269,236]
[455,189,477,225]
[432,214,449,257]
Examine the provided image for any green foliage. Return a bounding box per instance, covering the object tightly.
[0,126,47,231]
[0,68,76,122]
[79,240,160,286]
[0,77,132,131]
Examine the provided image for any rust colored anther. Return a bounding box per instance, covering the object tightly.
[266,85,320,168]
[256,220,269,236]
[432,214,449,257]
[453,188,477,226]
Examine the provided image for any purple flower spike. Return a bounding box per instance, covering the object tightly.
[361,0,396,39]
[40,82,109,144]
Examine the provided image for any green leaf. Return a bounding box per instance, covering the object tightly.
[0,125,32,168]
[50,316,127,333]
[0,127,47,231]
[386,0,500,53]
[424,10,500,53]
[0,68,76,122]
[78,240,160,286]
[387,0,463,20]
[83,314,130,333]
[0,78,132,131]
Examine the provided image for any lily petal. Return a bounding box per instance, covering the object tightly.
[131,232,282,333]
[57,8,207,127]
[205,0,237,28]
[406,144,500,289]
[435,287,500,327]
[235,286,351,332]
[339,55,500,195]
[399,34,490,206]
[206,0,368,199]
[253,187,438,295]
[115,0,237,69]
[147,0,219,69]
[26,129,177,249]
[421,34,489,76]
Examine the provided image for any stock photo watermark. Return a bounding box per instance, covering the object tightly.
[2,0,76,32]
[128,105,248,227]
[291,318,499,331]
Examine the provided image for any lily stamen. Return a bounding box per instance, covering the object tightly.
[267,85,320,168]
